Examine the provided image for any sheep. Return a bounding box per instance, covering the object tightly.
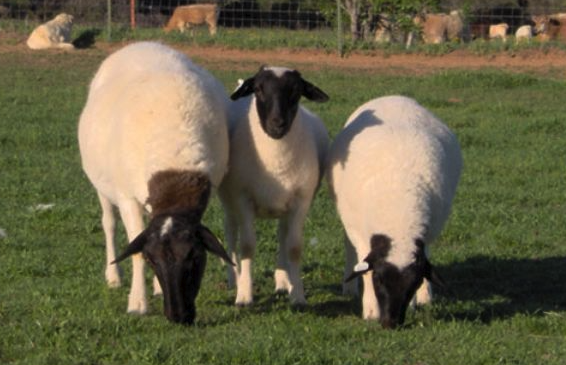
[414,10,464,45]
[26,13,74,50]
[515,24,532,43]
[164,4,219,36]
[219,66,329,306]
[78,42,233,324]
[327,95,462,329]
[489,23,509,42]
[532,15,566,42]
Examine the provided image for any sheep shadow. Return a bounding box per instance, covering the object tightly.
[436,255,566,323]
[72,28,101,49]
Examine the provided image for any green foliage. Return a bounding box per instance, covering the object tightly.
[1,44,566,365]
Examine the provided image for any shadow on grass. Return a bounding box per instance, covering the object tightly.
[437,255,566,323]
[72,28,101,49]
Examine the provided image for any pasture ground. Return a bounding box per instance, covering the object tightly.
[1,35,566,365]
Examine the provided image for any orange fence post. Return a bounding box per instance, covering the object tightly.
[130,0,136,29]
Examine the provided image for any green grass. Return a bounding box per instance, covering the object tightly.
[1,44,566,365]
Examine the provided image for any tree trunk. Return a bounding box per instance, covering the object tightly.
[343,0,361,41]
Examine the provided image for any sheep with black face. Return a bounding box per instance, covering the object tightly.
[219,66,329,306]
[78,42,233,324]
[327,96,462,329]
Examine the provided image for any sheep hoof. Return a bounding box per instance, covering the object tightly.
[105,266,122,288]
[127,296,148,314]
[235,300,253,308]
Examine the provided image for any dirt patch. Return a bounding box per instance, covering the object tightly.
[2,32,566,76]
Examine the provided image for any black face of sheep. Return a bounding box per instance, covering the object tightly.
[114,216,233,324]
[346,235,448,329]
[231,66,329,139]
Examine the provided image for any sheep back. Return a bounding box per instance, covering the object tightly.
[79,42,228,205]
[327,96,462,264]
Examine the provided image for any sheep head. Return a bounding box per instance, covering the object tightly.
[231,66,329,139]
[114,170,234,325]
[345,234,448,329]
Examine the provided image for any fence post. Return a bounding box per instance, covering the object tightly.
[336,0,344,57]
[107,0,112,41]
[130,0,136,29]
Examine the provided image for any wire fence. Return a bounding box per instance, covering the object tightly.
[2,1,566,46]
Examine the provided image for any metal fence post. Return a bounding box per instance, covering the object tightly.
[107,0,112,41]
[336,0,344,57]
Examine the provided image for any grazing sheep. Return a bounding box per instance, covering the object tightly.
[164,4,219,36]
[26,13,74,50]
[515,24,532,43]
[78,42,232,324]
[219,66,329,306]
[489,23,509,42]
[327,96,462,329]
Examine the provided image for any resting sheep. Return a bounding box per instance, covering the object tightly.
[219,66,329,306]
[327,96,462,329]
[78,42,232,324]
[164,4,219,36]
[489,23,509,42]
[26,13,74,50]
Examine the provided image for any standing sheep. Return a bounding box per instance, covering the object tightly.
[515,25,533,43]
[489,23,509,42]
[78,42,232,324]
[327,96,462,329]
[219,66,329,306]
[164,4,219,36]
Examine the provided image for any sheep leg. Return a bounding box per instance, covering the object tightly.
[223,208,239,289]
[118,200,148,314]
[415,244,433,305]
[98,192,121,288]
[274,217,291,294]
[361,272,379,320]
[235,204,255,306]
[342,234,358,296]
[280,205,307,305]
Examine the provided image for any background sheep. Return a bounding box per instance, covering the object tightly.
[327,95,462,328]
[414,10,464,45]
[219,66,329,306]
[515,25,532,43]
[164,4,219,36]
[78,42,232,324]
[489,23,509,42]
[26,13,74,50]
[532,15,566,42]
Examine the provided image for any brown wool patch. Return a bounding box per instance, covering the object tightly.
[147,169,211,220]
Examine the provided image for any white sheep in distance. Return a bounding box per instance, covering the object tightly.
[327,95,462,329]
[515,25,533,43]
[26,13,75,50]
[219,66,329,306]
[78,42,232,324]
[164,4,219,36]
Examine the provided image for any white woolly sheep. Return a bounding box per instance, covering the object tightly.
[164,4,219,36]
[489,23,509,42]
[327,95,462,329]
[78,42,232,324]
[27,13,74,50]
[219,66,329,306]
[515,25,532,43]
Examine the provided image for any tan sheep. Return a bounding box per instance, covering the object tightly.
[489,23,509,42]
[26,13,74,50]
[532,15,566,42]
[163,4,218,36]
[415,10,464,44]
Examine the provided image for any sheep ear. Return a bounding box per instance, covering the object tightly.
[198,225,235,266]
[113,229,149,264]
[301,79,329,103]
[230,77,255,100]
[345,260,372,282]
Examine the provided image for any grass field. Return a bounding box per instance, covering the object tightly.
[1,43,566,365]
